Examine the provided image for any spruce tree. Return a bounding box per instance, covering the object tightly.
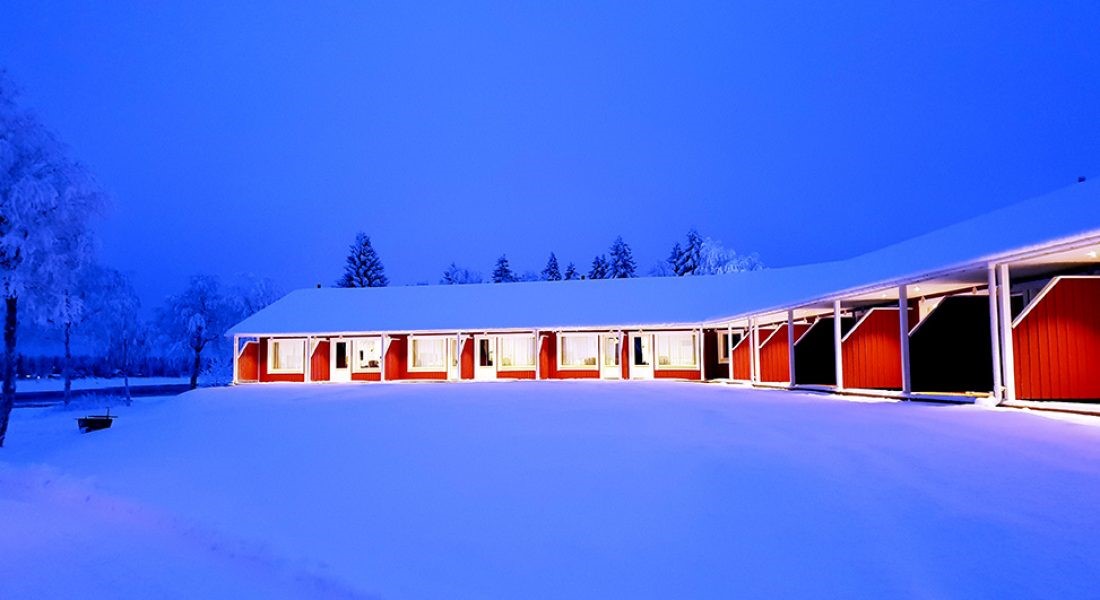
[588,255,609,279]
[668,242,686,276]
[492,254,517,283]
[679,229,704,276]
[337,233,389,287]
[541,253,562,281]
[608,236,637,278]
[563,262,579,280]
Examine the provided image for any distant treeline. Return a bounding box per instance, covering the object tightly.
[336,229,765,289]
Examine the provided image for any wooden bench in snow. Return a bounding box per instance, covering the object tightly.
[77,409,115,433]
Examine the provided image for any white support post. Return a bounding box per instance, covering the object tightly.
[986,266,1003,406]
[898,285,912,396]
[695,325,704,380]
[998,264,1017,403]
[232,335,240,384]
[380,334,389,382]
[304,336,312,383]
[750,319,761,384]
[726,324,734,382]
[534,330,541,380]
[786,310,796,387]
[833,300,844,390]
[746,320,754,382]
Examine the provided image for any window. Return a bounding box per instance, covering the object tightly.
[268,339,304,373]
[718,332,742,364]
[633,335,651,366]
[353,338,382,371]
[655,332,697,368]
[559,334,598,369]
[498,335,536,369]
[410,337,446,370]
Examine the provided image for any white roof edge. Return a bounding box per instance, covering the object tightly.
[702,229,1100,327]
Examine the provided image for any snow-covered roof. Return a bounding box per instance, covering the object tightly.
[228,180,1100,336]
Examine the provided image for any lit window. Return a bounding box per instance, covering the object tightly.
[410,337,446,370]
[269,339,304,372]
[353,338,382,371]
[656,332,697,368]
[499,335,536,369]
[560,334,598,368]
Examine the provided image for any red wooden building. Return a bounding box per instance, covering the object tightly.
[230,181,1100,407]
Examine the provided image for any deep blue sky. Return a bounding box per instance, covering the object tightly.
[3,1,1099,308]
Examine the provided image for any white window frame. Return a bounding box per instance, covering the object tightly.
[267,338,306,374]
[408,336,447,372]
[351,337,383,373]
[655,331,699,369]
[558,333,599,370]
[497,334,536,371]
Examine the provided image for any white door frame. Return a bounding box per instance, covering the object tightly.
[629,333,655,379]
[447,337,460,381]
[330,339,351,383]
[600,333,621,379]
[474,334,497,380]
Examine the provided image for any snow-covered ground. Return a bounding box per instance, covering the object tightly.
[15,376,190,393]
[2,382,1099,599]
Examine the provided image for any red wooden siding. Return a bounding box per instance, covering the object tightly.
[385,336,405,379]
[237,341,259,382]
[655,369,700,379]
[842,308,914,390]
[258,338,305,382]
[1013,277,1100,400]
[539,333,554,378]
[461,335,475,380]
[497,369,536,379]
[621,333,630,380]
[731,334,753,380]
[311,340,330,382]
[352,371,381,382]
[759,324,810,382]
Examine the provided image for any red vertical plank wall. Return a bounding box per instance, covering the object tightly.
[539,333,556,378]
[237,341,259,381]
[621,333,630,379]
[461,335,475,380]
[731,336,753,380]
[842,309,913,390]
[311,340,330,382]
[760,324,810,382]
[385,336,406,380]
[1013,277,1100,400]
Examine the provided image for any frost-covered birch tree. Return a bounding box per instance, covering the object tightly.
[159,275,238,390]
[88,268,145,404]
[441,262,482,284]
[0,72,105,445]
